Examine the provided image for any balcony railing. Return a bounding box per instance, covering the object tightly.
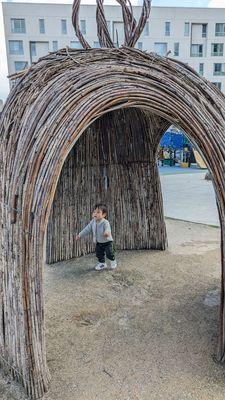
[213,71,225,76]
[191,52,203,57]
[211,51,223,56]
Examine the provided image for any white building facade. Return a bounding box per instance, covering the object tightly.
[2,2,225,92]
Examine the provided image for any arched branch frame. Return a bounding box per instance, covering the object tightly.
[0,42,224,400]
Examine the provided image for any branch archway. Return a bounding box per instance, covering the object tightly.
[0,48,224,398]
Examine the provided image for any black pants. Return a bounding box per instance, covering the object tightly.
[96,241,115,263]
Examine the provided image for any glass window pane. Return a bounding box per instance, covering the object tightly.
[61,19,67,34]
[106,20,111,34]
[70,41,82,49]
[211,43,223,56]
[154,42,167,56]
[199,63,204,76]
[191,44,203,57]
[184,22,189,36]
[143,22,149,36]
[9,40,24,55]
[165,22,170,36]
[202,24,207,37]
[39,19,45,34]
[15,61,28,72]
[80,20,86,35]
[212,82,222,89]
[215,23,225,36]
[174,42,179,56]
[30,42,37,56]
[52,41,58,51]
[213,63,225,75]
[11,19,26,33]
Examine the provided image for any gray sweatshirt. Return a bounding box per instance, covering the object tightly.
[79,218,113,243]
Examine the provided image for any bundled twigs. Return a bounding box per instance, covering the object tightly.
[116,0,137,45]
[116,0,151,47]
[0,47,225,399]
[127,0,151,47]
[72,0,91,49]
[72,0,151,49]
[96,0,114,48]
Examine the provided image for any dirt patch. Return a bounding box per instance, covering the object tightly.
[1,219,225,400]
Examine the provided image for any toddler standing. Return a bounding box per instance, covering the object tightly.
[76,204,117,271]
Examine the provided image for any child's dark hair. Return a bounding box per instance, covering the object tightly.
[94,203,107,216]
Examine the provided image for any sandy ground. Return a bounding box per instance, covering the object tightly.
[1,219,225,400]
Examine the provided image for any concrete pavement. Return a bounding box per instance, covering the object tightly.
[159,168,219,227]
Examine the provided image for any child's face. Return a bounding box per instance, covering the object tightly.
[95,208,106,221]
[92,209,97,219]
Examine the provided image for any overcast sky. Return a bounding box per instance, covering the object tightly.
[0,0,224,101]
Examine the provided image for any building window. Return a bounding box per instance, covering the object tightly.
[202,24,207,38]
[106,20,111,34]
[11,18,26,33]
[143,21,149,36]
[30,42,37,57]
[212,82,222,90]
[39,19,45,34]
[137,42,142,50]
[80,20,86,35]
[165,22,170,36]
[191,44,203,57]
[184,22,190,36]
[215,23,225,36]
[61,19,67,34]
[211,43,223,56]
[9,40,24,55]
[93,41,100,48]
[154,42,167,56]
[14,61,28,72]
[52,41,58,51]
[199,63,204,76]
[213,63,225,76]
[70,41,82,49]
[174,42,179,56]
[70,40,83,49]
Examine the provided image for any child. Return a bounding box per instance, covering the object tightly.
[76,204,117,271]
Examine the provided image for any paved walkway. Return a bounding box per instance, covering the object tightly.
[159,165,204,175]
[159,169,219,227]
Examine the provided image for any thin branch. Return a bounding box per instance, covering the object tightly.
[96,0,115,48]
[72,0,91,49]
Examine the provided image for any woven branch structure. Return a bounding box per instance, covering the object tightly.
[0,0,225,398]
[46,108,169,263]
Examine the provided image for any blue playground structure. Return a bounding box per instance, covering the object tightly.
[160,130,190,149]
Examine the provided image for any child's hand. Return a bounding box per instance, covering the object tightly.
[75,234,80,241]
[104,231,110,238]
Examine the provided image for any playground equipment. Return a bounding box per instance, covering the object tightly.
[193,149,208,169]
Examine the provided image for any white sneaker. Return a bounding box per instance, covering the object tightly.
[109,260,117,269]
[95,262,107,271]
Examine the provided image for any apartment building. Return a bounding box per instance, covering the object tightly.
[2,2,225,92]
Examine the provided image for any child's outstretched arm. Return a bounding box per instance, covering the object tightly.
[76,221,93,240]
